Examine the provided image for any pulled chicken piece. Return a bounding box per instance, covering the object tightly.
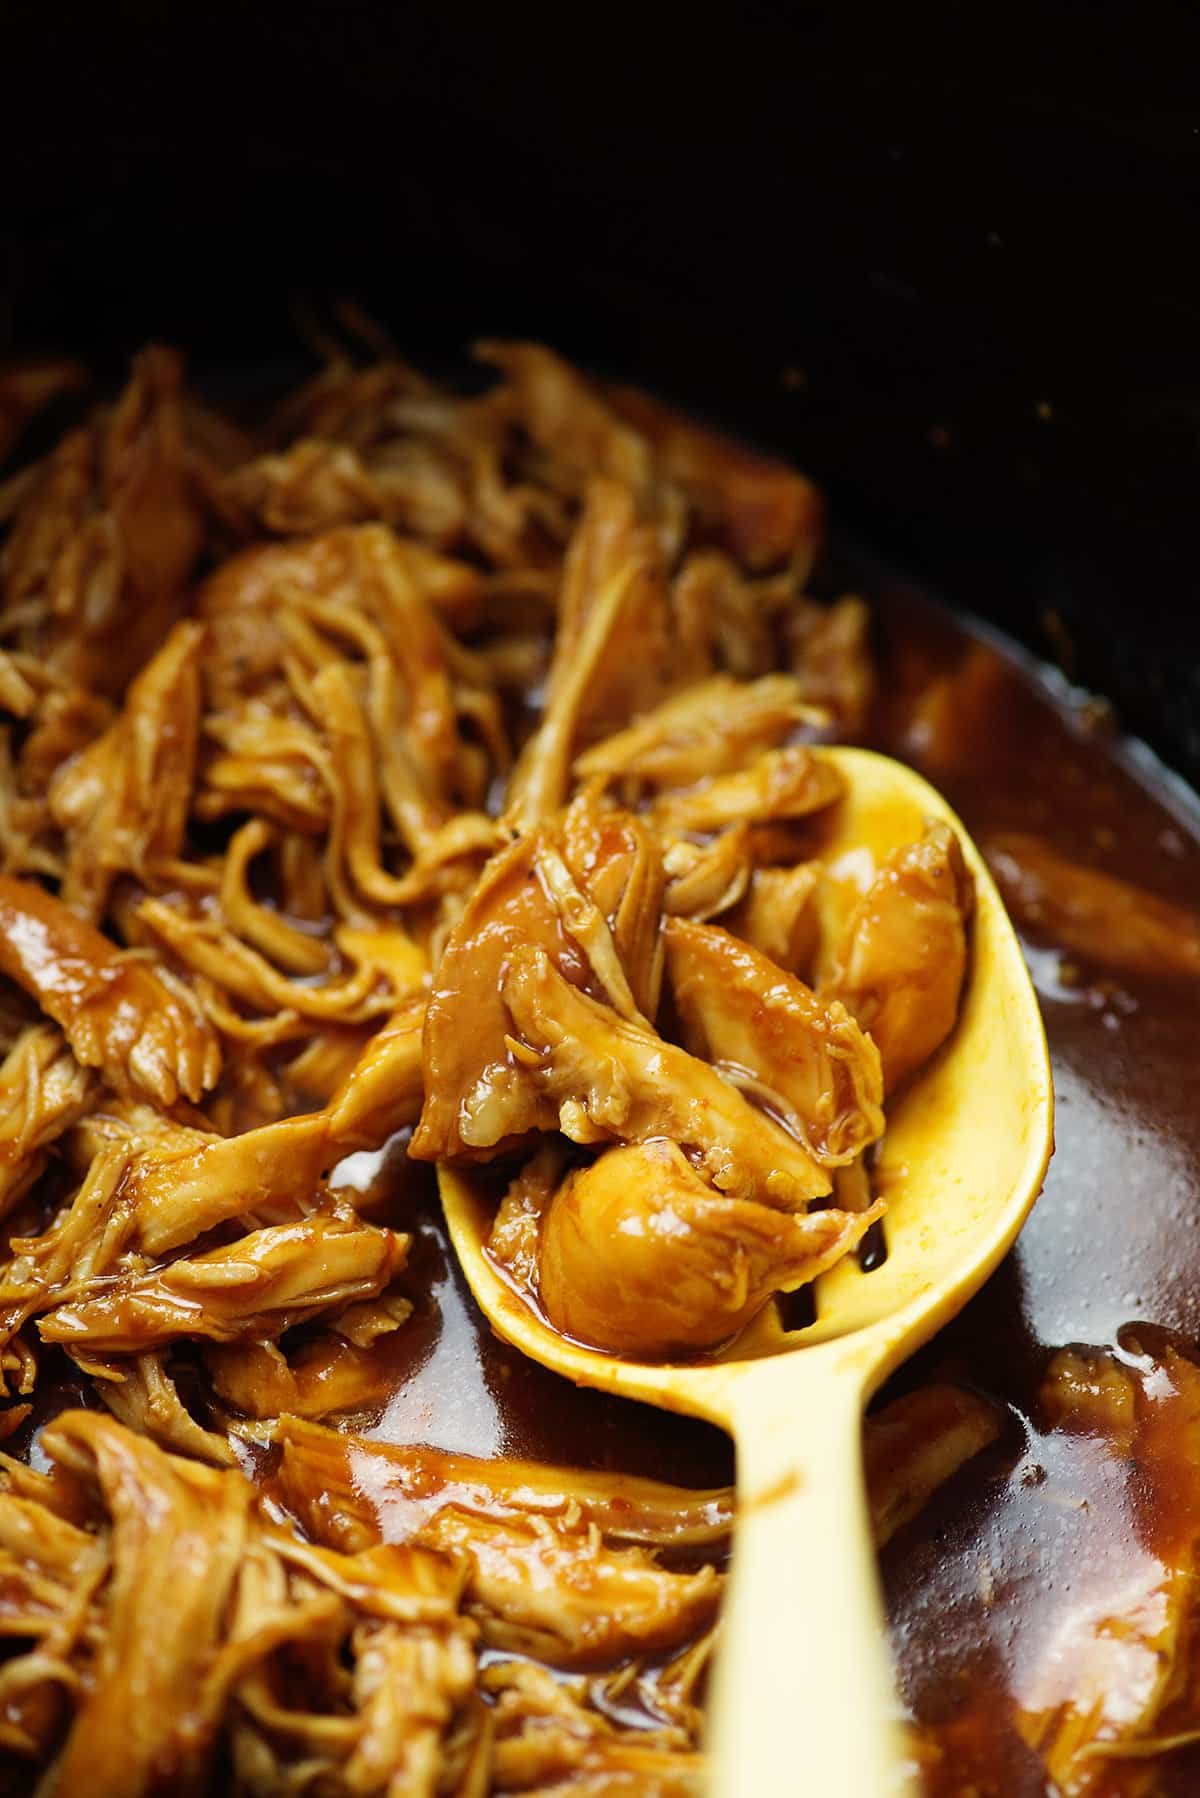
[665,917,884,1167]
[48,617,205,920]
[0,1024,94,1217]
[605,379,824,572]
[720,861,820,974]
[505,478,676,826]
[574,672,825,792]
[536,1139,880,1358]
[324,993,429,1151]
[649,744,844,837]
[499,946,831,1206]
[420,1503,720,1668]
[274,1415,734,1552]
[486,1657,705,1797]
[38,1204,406,1354]
[274,1416,723,1668]
[823,823,975,1093]
[0,347,209,697]
[862,1383,1003,1549]
[412,800,664,1164]
[0,873,220,1106]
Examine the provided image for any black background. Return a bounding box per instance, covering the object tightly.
[3,1,1199,773]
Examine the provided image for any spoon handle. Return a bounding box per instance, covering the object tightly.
[708,1362,916,1797]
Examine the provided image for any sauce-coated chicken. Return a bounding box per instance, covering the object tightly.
[665,916,884,1166]
[0,873,220,1107]
[824,823,974,1093]
[536,1139,880,1357]
[0,332,987,1797]
[500,946,831,1207]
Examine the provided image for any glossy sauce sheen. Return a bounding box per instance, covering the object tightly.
[870,586,1200,1794]
[316,575,1200,1793]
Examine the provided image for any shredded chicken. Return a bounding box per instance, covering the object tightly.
[0,1410,480,1796]
[274,1416,735,1550]
[0,874,220,1106]
[0,331,990,1793]
[863,1383,1003,1548]
[0,1025,93,1216]
[824,823,975,1092]
[1012,1342,1200,1794]
[498,946,833,1206]
[665,917,884,1166]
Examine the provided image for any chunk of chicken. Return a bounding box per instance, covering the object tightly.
[418,1503,721,1668]
[987,830,1200,979]
[661,826,754,921]
[49,618,205,920]
[501,946,831,1205]
[650,745,844,837]
[39,1208,405,1354]
[0,875,220,1107]
[15,1110,332,1306]
[221,434,469,541]
[0,348,208,697]
[1013,1342,1200,1793]
[665,918,884,1166]
[574,673,824,791]
[485,1659,704,1798]
[274,1415,734,1552]
[824,824,974,1093]
[410,834,583,1162]
[94,1349,237,1467]
[0,1025,93,1216]
[413,798,663,1162]
[325,993,428,1151]
[606,381,824,572]
[41,1409,254,1798]
[784,594,876,734]
[120,1109,334,1254]
[477,342,654,501]
[136,895,396,1026]
[1037,1343,1138,1454]
[721,862,820,974]
[206,1301,412,1423]
[558,789,665,1020]
[670,551,781,679]
[862,1384,1003,1549]
[537,1139,878,1357]
[488,1143,568,1297]
[505,478,677,826]
[897,641,1011,778]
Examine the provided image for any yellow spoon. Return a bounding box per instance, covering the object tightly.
[440,746,1053,1797]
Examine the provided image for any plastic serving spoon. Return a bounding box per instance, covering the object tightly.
[439,746,1053,1798]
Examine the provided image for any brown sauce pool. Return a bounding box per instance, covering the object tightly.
[869,577,1200,1793]
[318,565,1200,1794]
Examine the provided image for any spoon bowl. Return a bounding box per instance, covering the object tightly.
[441,746,1053,1796]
